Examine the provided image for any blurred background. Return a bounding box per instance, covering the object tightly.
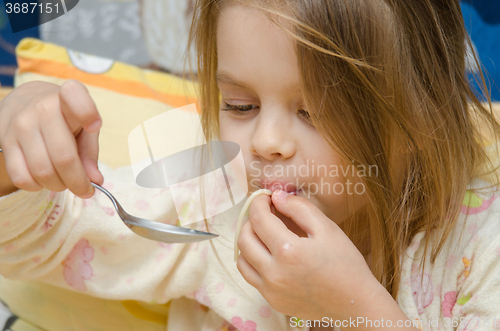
[0,0,499,101]
[0,0,196,85]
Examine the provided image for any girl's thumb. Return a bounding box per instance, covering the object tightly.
[77,129,104,186]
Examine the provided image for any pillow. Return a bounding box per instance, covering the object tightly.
[14,37,200,169]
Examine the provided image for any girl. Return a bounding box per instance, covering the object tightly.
[1,1,500,331]
[193,0,500,328]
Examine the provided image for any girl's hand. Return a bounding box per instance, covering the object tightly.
[236,190,381,320]
[0,80,103,199]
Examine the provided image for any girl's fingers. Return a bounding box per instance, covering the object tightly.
[271,191,324,236]
[40,113,94,198]
[76,129,103,186]
[236,254,264,290]
[248,195,296,254]
[59,80,102,134]
[0,81,101,197]
[19,131,66,192]
[237,220,272,272]
[3,144,43,192]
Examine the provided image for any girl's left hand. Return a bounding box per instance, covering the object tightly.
[236,189,382,320]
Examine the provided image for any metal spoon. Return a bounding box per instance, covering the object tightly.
[0,148,218,243]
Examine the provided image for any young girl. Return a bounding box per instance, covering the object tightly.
[1,0,500,331]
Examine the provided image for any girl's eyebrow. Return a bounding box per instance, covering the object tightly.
[216,71,302,94]
[216,71,252,90]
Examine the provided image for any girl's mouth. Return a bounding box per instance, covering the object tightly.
[261,180,299,195]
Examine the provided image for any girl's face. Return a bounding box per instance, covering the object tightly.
[217,3,365,232]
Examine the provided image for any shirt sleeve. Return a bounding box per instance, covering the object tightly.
[448,191,500,331]
[0,161,212,303]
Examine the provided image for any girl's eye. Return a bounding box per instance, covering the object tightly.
[221,103,259,113]
[298,109,311,121]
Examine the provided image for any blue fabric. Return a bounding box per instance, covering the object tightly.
[0,1,38,87]
[461,0,500,101]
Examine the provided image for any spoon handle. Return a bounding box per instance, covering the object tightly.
[89,181,127,217]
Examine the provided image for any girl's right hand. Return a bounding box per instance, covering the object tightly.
[0,80,104,199]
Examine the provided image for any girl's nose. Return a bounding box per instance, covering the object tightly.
[249,111,296,161]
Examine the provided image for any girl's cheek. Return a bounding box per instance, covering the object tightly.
[218,116,233,141]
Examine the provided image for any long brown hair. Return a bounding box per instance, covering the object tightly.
[187,0,500,299]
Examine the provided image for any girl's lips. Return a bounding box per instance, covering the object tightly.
[261,180,298,195]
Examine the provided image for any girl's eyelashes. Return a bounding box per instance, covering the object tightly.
[221,102,259,114]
